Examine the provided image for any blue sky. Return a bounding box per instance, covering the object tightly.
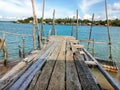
[0,0,120,21]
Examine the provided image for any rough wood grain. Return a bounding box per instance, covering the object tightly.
[34,41,61,90]
[9,42,57,90]
[73,51,100,90]
[48,39,66,90]
[66,41,81,90]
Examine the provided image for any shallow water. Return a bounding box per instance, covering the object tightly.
[1,22,120,62]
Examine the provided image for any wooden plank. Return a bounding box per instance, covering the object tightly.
[18,42,57,90]
[25,71,41,90]
[70,40,79,44]
[83,48,120,90]
[34,41,61,90]
[73,45,84,49]
[73,51,100,90]
[48,39,66,90]
[66,41,81,90]
[9,42,57,90]
[0,41,54,84]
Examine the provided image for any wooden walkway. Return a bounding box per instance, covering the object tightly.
[0,36,101,90]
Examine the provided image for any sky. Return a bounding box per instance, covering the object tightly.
[0,0,120,21]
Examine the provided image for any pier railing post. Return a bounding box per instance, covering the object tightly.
[76,9,78,40]
[22,36,25,58]
[51,9,56,35]
[87,13,94,51]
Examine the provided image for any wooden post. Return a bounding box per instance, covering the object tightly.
[22,36,25,58]
[105,0,112,61]
[31,0,37,50]
[0,38,8,66]
[47,30,50,42]
[76,9,78,40]
[3,39,8,66]
[31,0,42,50]
[51,9,56,35]
[18,45,22,58]
[41,0,45,40]
[87,13,94,51]
[92,39,95,57]
[71,16,75,36]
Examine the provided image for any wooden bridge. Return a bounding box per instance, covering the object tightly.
[0,36,120,90]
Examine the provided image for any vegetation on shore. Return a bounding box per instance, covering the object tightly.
[15,17,120,26]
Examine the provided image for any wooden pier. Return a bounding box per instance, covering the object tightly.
[0,36,101,90]
[0,36,120,90]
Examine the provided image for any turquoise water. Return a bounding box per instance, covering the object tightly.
[0,22,120,65]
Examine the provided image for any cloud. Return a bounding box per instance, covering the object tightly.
[0,0,42,20]
[0,15,3,19]
[83,14,91,20]
[112,3,120,11]
[79,0,103,13]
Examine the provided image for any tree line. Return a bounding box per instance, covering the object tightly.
[16,17,120,26]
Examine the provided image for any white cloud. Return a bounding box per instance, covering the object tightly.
[83,14,91,20]
[79,0,103,13]
[0,15,3,19]
[112,3,120,11]
[0,0,42,20]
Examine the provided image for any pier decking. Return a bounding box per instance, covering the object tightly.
[0,36,119,90]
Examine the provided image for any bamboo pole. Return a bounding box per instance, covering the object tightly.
[3,39,8,66]
[105,0,112,61]
[92,39,95,57]
[87,13,94,50]
[31,0,37,50]
[41,0,45,40]
[22,36,25,58]
[51,9,56,35]
[71,16,75,36]
[76,9,78,40]
[31,0,42,50]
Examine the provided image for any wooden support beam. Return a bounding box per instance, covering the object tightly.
[66,41,81,90]
[83,48,120,90]
[51,9,56,35]
[73,51,100,90]
[41,0,45,42]
[87,13,94,51]
[76,9,78,40]
[105,0,112,61]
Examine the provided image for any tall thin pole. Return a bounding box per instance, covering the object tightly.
[105,0,112,61]
[31,0,37,50]
[41,0,45,41]
[51,9,55,35]
[31,0,42,49]
[71,16,75,36]
[87,13,94,50]
[22,36,25,58]
[76,9,78,40]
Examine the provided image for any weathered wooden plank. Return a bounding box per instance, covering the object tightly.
[27,71,41,90]
[34,41,61,90]
[1,62,34,90]
[9,42,57,90]
[66,41,81,90]
[73,51,100,90]
[0,40,54,84]
[83,48,120,90]
[48,39,66,90]
[73,44,84,49]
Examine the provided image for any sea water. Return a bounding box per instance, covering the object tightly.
[0,21,120,84]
